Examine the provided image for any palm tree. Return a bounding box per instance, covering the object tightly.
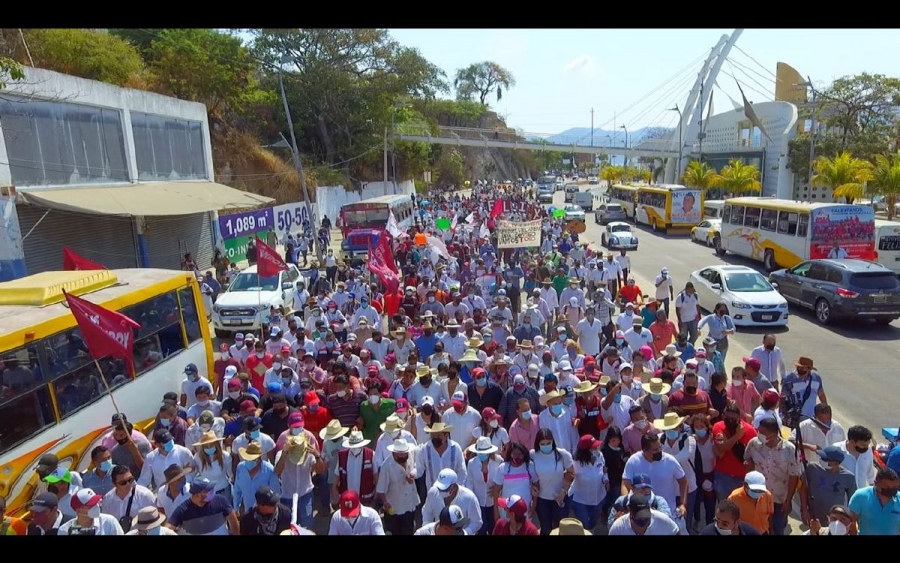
[680,159,721,194]
[813,151,873,203]
[869,152,900,220]
[718,159,762,195]
[621,166,638,183]
[638,169,652,184]
[601,166,621,186]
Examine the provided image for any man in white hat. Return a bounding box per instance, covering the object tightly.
[373,415,416,468]
[274,434,324,528]
[441,318,468,360]
[375,439,419,535]
[416,422,467,489]
[125,506,177,535]
[466,436,503,534]
[333,428,378,508]
[421,469,482,536]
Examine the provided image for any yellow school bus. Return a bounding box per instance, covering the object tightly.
[635,184,705,233]
[0,269,214,515]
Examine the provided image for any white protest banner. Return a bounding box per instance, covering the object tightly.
[497,219,542,249]
[273,202,319,242]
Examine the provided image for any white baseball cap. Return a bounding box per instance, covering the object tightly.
[435,469,458,491]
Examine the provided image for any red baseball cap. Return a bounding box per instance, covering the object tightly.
[281,345,292,355]
[762,389,780,404]
[472,367,486,379]
[498,494,528,516]
[577,434,602,451]
[289,412,305,429]
[239,400,256,415]
[339,490,361,518]
[304,391,320,406]
[71,488,102,512]
[481,407,501,422]
[227,378,242,390]
[366,365,379,376]
[395,398,409,413]
[743,356,762,370]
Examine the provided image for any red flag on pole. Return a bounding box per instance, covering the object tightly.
[489,199,504,220]
[63,290,141,374]
[367,242,400,294]
[63,247,106,271]
[370,234,398,274]
[255,237,288,277]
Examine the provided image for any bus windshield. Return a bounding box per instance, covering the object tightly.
[343,207,390,229]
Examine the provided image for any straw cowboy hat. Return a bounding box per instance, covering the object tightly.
[341,427,371,449]
[466,336,484,348]
[286,434,310,465]
[541,278,552,285]
[664,344,681,358]
[539,389,564,406]
[415,365,431,378]
[238,441,264,461]
[386,439,413,454]
[423,422,454,434]
[467,435,499,455]
[445,319,460,328]
[550,518,592,536]
[423,310,436,319]
[596,375,612,387]
[653,412,686,431]
[573,380,598,394]
[794,356,815,369]
[161,464,193,488]
[391,327,408,337]
[192,430,224,449]
[459,349,481,363]
[132,506,167,532]
[641,377,672,396]
[319,419,349,441]
[380,414,405,433]
[518,339,534,350]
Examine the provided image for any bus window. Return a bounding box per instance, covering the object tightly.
[777,211,798,236]
[0,343,55,455]
[132,335,164,376]
[760,209,778,231]
[124,291,188,357]
[178,288,203,345]
[730,206,745,225]
[51,359,125,419]
[744,207,761,228]
[798,213,810,238]
[723,205,732,224]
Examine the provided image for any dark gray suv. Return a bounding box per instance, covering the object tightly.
[768,258,900,326]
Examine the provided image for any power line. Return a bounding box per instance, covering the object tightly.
[733,44,777,79]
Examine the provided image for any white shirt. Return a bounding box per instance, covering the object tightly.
[101,485,157,520]
[615,255,631,272]
[654,274,673,300]
[58,514,124,536]
[465,457,502,507]
[415,441,467,489]
[750,345,787,384]
[616,311,638,332]
[602,260,622,280]
[185,419,226,449]
[328,506,385,535]
[602,395,637,430]
[623,451,686,510]
[532,449,575,500]
[275,450,316,497]
[752,407,783,430]
[674,291,700,323]
[138,445,195,489]
[374,431,416,468]
[414,521,469,535]
[363,338,391,362]
[623,327,653,352]
[442,407,482,449]
[537,407,578,454]
[835,441,876,489]
[472,426,510,452]
[125,526,179,535]
[421,484,482,536]
[181,377,214,410]
[575,318,604,356]
[795,419,846,463]
[192,453,233,492]
[156,483,192,517]
[375,457,419,515]
[661,436,698,493]
[608,508,680,535]
[569,458,608,506]
[441,333,468,361]
[231,433,276,459]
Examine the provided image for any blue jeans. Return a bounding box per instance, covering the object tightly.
[315,474,330,513]
[282,491,314,528]
[713,472,744,501]
[479,506,495,535]
[771,502,787,536]
[570,500,603,532]
[535,497,568,535]
[676,490,698,532]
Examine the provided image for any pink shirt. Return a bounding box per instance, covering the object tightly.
[101,429,150,451]
[726,382,760,417]
[509,418,540,449]
[622,423,660,456]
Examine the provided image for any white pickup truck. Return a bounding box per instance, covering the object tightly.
[211,264,306,338]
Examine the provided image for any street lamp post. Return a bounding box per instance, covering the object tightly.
[620,125,629,167]
[668,105,683,181]
[278,56,322,264]
[798,78,817,191]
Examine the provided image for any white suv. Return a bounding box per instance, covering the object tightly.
[212,264,304,338]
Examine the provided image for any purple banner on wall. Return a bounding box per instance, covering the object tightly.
[217,208,275,241]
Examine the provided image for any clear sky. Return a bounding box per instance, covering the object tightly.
[388,28,900,135]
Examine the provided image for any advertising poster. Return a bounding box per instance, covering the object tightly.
[670,189,701,224]
[809,205,876,259]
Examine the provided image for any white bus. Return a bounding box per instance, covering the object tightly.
[704,199,725,219]
[716,197,878,271]
[875,219,900,275]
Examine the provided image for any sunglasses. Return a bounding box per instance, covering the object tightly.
[116,477,135,486]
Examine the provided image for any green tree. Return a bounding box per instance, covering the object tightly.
[869,152,900,220]
[0,56,23,89]
[717,159,762,194]
[453,61,515,105]
[25,29,144,86]
[813,151,873,203]
[680,159,721,191]
[434,147,465,185]
[110,29,167,58]
[147,29,269,119]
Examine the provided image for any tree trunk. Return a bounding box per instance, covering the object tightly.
[316,115,335,164]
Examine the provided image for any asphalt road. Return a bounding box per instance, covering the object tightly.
[553,187,897,437]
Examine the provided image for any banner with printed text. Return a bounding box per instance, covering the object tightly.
[497,219,542,249]
[809,205,876,260]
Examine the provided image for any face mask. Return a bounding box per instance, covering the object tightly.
[483,335,492,343]
[828,520,848,536]
[475,378,487,388]
[613,394,622,404]
[684,386,697,395]
[336,390,347,398]
[563,397,574,406]
[99,460,113,472]
[200,424,212,432]
[304,363,315,370]
[428,297,435,303]
[397,411,407,420]
[715,525,733,536]
[724,419,739,432]
[431,438,444,448]
[697,358,706,364]
[361,302,369,308]
[272,363,282,371]
[204,447,218,456]
[632,517,650,528]
[694,428,708,438]
[422,406,434,416]
[489,419,499,429]
[539,444,553,454]
[513,384,526,393]
[87,505,102,519]
[250,430,261,440]
[159,418,171,427]
[163,440,175,453]
[635,420,648,429]
[746,489,763,500]
[558,335,566,342]
[391,430,402,439]
[651,451,663,462]
[438,489,452,498]
[394,455,408,465]
[732,379,744,387]
[621,375,633,383]
[879,487,899,497]
[228,391,240,400]
[856,445,869,454]
[255,352,265,359]
[521,410,532,420]
[608,445,621,451]
[326,342,335,349]
[550,404,563,415]
[649,393,662,402]
[368,395,380,405]
[665,430,680,441]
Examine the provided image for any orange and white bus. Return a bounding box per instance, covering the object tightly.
[338,194,415,238]
[0,268,213,516]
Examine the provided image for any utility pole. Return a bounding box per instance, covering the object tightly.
[803,77,818,192]
[697,82,705,162]
[278,60,322,265]
[669,104,684,181]
[383,127,389,187]
[590,108,595,147]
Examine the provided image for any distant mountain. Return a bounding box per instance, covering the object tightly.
[527,126,674,167]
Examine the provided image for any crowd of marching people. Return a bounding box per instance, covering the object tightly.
[11,182,900,537]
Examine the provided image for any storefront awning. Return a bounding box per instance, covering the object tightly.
[17,181,274,216]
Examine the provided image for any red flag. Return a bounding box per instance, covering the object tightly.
[63,290,141,374]
[370,234,398,274]
[367,242,400,294]
[63,247,106,271]
[489,199,504,220]
[255,237,288,277]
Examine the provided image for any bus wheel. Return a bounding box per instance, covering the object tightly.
[714,234,726,256]
[763,250,777,271]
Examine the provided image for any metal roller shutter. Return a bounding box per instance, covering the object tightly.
[17,204,138,275]
[144,212,215,271]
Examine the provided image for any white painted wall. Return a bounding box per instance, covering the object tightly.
[315,180,416,222]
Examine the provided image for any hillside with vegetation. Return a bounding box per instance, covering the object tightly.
[0,28,549,200]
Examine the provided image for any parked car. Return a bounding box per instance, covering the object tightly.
[564,183,580,202]
[574,190,595,211]
[564,204,586,222]
[691,265,789,327]
[538,187,554,203]
[554,179,565,192]
[768,258,900,325]
[602,222,639,250]
[691,219,722,246]
[588,175,599,185]
[594,202,627,225]
[212,264,305,338]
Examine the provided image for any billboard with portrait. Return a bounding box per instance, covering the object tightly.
[670,189,701,225]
